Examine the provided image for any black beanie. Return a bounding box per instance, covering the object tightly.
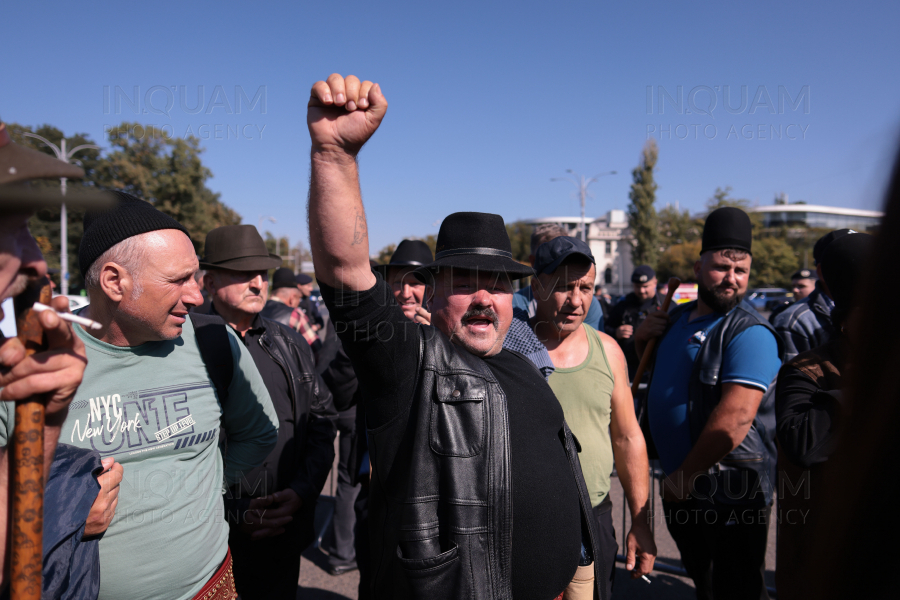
[820,232,874,322]
[79,191,190,275]
[272,267,298,290]
[701,207,753,255]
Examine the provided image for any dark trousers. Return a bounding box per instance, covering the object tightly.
[229,525,305,600]
[355,484,371,600]
[663,499,771,600]
[323,408,361,566]
[592,499,618,600]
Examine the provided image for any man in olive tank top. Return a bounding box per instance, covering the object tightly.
[527,236,657,597]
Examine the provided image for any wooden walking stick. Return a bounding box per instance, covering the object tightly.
[630,277,681,396]
[10,276,52,600]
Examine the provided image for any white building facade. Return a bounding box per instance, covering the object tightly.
[525,209,636,296]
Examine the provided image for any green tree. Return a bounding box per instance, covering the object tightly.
[627,139,659,268]
[750,237,797,288]
[263,232,292,268]
[505,220,532,263]
[657,240,701,282]
[657,204,701,253]
[96,122,241,255]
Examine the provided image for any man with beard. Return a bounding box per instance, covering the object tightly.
[633,207,783,600]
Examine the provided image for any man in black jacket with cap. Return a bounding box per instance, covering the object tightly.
[306,73,609,600]
[200,224,337,600]
[605,264,666,378]
[634,206,783,600]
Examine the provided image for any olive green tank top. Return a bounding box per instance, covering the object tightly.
[547,323,616,507]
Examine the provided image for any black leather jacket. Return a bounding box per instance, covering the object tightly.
[653,300,784,508]
[224,313,337,547]
[260,299,294,327]
[366,327,608,600]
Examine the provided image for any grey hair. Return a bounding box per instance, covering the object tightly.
[84,235,147,298]
[530,223,570,255]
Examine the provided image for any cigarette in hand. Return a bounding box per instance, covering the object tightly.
[33,302,102,331]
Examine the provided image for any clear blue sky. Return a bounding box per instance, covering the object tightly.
[4,0,899,253]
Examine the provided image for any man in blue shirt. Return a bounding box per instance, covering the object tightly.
[634,207,782,600]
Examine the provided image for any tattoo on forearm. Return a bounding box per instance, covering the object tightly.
[351,211,367,246]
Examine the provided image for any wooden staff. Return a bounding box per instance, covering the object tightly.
[631,277,681,396]
[10,277,51,600]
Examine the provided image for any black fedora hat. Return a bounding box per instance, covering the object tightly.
[415,212,533,281]
[199,224,283,271]
[373,239,434,278]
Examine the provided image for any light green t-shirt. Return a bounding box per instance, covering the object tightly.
[0,317,278,600]
[547,324,616,507]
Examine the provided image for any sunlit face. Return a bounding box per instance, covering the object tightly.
[633,277,658,302]
[533,261,596,335]
[206,268,269,316]
[430,268,513,357]
[0,213,48,318]
[792,278,816,300]
[694,249,752,313]
[298,282,314,297]
[115,230,203,343]
[387,266,427,321]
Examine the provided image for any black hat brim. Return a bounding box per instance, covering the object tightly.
[199,253,283,272]
[413,254,534,283]
[372,261,428,278]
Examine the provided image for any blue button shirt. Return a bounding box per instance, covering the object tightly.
[648,309,781,475]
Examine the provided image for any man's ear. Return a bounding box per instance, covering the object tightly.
[693,259,702,280]
[203,272,218,296]
[98,262,129,302]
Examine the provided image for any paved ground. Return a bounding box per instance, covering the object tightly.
[293,452,778,599]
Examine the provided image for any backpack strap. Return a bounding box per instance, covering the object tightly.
[189,312,234,405]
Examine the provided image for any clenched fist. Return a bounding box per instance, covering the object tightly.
[308,74,388,156]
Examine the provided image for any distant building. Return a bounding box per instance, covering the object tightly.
[525,209,635,295]
[747,204,882,232]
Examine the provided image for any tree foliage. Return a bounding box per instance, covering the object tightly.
[11,121,243,290]
[98,123,241,255]
[627,139,659,268]
[657,240,702,283]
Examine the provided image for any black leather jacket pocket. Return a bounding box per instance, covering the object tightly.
[430,374,486,457]
[397,542,466,600]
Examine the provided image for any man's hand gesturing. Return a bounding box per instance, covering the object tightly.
[308,74,387,157]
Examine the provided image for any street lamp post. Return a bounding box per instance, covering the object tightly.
[551,169,617,242]
[24,133,100,296]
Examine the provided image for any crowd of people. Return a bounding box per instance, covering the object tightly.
[0,72,898,600]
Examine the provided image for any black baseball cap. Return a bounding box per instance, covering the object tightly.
[632,265,656,284]
[296,273,313,285]
[533,236,595,275]
[791,269,817,281]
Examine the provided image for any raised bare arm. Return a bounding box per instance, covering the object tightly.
[307,73,388,291]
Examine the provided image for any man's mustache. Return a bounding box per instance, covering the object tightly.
[461,308,499,330]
